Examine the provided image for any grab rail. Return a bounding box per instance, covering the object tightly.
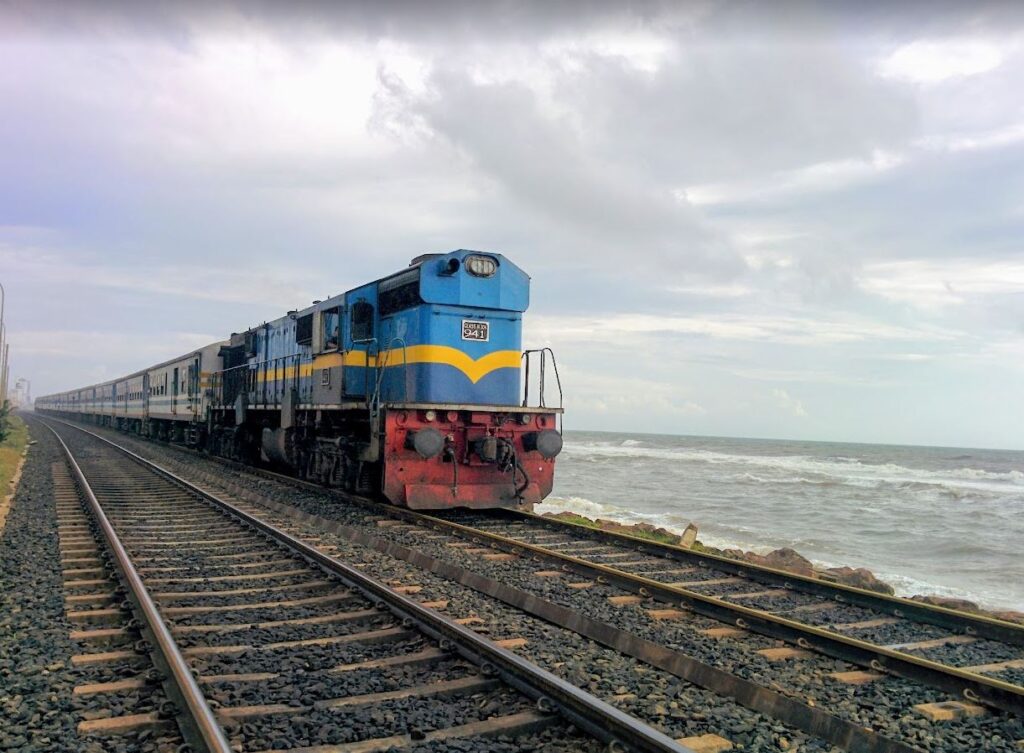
[522,348,563,430]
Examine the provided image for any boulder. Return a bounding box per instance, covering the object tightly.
[593,518,682,545]
[992,610,1024,625]
[909,594,980,613]
[818,566,895,595]
[680,523,699,548]
[747,547,815,577]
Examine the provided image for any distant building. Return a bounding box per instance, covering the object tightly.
[9,378,31,409]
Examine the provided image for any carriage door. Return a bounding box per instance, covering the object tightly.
[189,356,200,417]
[172,367,179,415]
[142,375,150,421]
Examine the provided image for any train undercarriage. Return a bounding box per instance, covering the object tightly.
[54,400,562,510]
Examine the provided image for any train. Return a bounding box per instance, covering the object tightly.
[36,249,563,509]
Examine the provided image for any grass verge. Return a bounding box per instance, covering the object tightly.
[1,414,29,496]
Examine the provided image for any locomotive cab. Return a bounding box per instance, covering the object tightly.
[336,250,562,509]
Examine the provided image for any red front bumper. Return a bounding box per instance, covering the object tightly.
[380,407,559,509]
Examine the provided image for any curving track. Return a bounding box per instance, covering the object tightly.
[37,416,689,753]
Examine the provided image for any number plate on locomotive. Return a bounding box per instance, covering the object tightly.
[461,320,489,342]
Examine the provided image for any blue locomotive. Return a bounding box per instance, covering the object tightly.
[37,250,564,509]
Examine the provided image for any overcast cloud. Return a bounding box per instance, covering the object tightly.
[2,1,1023,448]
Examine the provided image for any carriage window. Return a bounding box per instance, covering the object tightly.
[351,301,374,342]
[322,307,341,350]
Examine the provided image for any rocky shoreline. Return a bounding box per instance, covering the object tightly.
[543,511,1024,626]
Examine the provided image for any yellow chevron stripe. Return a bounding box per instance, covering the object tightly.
[243,347,518,387]
[311,347,520,385]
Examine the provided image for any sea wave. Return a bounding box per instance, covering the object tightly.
[537,495,1023,611]
[537,495,648,524]
[538,495,792,555]
[562,441,1024,495]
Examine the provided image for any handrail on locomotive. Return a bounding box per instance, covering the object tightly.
[208,353,312,409]
[522,347,563,432]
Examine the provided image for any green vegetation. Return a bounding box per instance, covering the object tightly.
[549,512,684,547]
[0,412,28,494]
[552,512,600,529]
[621,526,681,546]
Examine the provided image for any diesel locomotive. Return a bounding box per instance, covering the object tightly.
[36,250,563,509]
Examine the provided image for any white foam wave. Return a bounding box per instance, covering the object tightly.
[536,495,638,522]
[539,496,779,556]
[880,571,1023,613]
[563,441,1024,495]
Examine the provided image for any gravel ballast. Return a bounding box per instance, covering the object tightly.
[59,423,1024,752]
[1,422,182,753]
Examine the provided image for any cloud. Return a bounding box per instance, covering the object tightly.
[530,311,956,347]
[772,388,808,417]
[918,122,1024,153]
[878,39,1006,84]
[682,150,907,207]
[859,258,1024,309]
[0,243,326,310]
[2,2,1024,447]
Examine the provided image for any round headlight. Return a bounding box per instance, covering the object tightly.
[465,254,498,278]
[424,410,436,422]
[524,430,563,459]
[406,428,445,458]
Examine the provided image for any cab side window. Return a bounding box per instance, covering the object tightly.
[322,307,341,350]
[351,301,374,342]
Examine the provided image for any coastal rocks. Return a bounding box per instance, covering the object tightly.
[709,545,894,594]
[816,566,895,596]
[543,512,687,546]
[906,595,1024,625]
[992,610,1024,625]
[680,523,699,548]
[743,548,815,577]
[910,594,981,613]
[594,518,682,545]
[545,512,901,596]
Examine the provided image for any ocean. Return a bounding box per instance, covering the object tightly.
[538,431,1024,613]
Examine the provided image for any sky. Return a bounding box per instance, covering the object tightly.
[2,1,1024,449]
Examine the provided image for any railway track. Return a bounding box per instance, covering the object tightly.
[38,418,1024,752]
[38,416,691,753]
[436,509,1024,709]
[272,468,1024,712]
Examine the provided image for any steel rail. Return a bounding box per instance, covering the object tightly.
[232,491,920,753]
[42,416,1024,715]
[44,423,234,753]
[42,417,693,753]
[190,456,1024,715]
[411,511,1024,716]
[505,508,1024,646]
[185,443,1024,648]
